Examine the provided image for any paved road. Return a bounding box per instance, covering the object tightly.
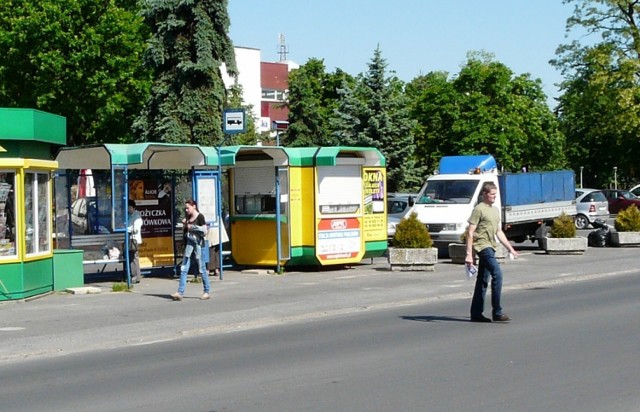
[1,271,638,411]
[0,243,636,365]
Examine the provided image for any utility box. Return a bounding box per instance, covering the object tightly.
[52,249,84,291]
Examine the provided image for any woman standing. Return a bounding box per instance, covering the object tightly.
[127,200,143,283]
[171,199,210,301]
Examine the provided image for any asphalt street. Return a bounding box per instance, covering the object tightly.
[0,241,637,365]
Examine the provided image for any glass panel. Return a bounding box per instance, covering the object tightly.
[24,173,35,254]
[38,173,51,253]
[0,171,17,258]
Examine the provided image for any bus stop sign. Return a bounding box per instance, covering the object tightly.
[223,109,246,134]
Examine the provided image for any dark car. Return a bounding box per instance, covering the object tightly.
[600,189,640,214]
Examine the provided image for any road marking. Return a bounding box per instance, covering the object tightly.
[0,327,26,332]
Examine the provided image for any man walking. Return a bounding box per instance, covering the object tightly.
[465,182,519,322]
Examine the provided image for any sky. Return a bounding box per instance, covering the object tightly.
[228,0,581,106]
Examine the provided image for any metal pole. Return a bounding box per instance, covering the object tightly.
[614,167,618,190]
[580,166,583,189]
[275,167,282,274]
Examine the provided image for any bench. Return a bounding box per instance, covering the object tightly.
[71,234,126,274]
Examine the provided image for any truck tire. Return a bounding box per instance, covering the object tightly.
[537,225,552,249]
[574,214,589,230]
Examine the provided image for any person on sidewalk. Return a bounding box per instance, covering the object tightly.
[465,182,519,322]
[127,200,143,284]
[171,199,210,301]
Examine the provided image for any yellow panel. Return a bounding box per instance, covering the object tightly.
[231,220,278,265]
[288,166,315,248]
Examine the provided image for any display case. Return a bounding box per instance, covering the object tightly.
[0,172,16,258]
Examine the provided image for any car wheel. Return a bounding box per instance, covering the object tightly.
[574,214,589,230]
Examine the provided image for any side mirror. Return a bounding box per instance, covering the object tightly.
[408,196,415,207]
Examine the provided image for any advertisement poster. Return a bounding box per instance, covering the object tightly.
[316,217,362,263]
[129,179,174,268]
[362,168,386,241]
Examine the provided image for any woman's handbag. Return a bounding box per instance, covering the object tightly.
[129,237,138,253]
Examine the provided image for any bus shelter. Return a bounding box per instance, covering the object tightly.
[225,146,387,269]
[54,143,227,285]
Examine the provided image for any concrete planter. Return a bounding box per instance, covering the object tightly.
[449,243,507,264]
[541,237,588,255]
[388,247,438,272]
[611,231,640,247]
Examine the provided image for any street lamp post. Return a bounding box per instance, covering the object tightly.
[614,167,618,190]
[580,166,584,189]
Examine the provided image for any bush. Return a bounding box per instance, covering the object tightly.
[392,212,433,248]
[614,204,640,232]
[550,212,577,238]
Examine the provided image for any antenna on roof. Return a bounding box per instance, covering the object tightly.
[277,33,289,62]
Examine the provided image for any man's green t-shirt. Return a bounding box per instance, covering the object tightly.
[468,202,500,253]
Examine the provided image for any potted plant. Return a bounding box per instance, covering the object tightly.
[541,212,588,255]
[388,212,438,271]
[611,205,640,246]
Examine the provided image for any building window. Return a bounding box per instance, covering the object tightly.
[261,89,288,101]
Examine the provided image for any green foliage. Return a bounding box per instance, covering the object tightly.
[406,52,567,175]
[392,212,433,248]
[112,282,131,292]
[550,213,577,238]
[286,59,354,147]
[133,0,237,146]
[614,204,640,232]
[553,0,640,187]
[0,0,151,146]
[331,46,421,192]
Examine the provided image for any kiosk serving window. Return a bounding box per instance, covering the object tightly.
[24,172,51,255]
[0,171,16,257]
[233,167,279,215]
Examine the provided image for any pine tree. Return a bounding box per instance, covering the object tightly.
[332,46,419,192]
[133,0,237,146]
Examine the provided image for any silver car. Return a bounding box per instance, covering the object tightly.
[574,189,609,229]
[387,194,416,240]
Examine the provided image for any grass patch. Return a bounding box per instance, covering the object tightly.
[112,282,132,292]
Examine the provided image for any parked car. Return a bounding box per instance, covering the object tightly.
[574,189,609,229]
[71,197,112,235]
[629,184,640,197]
[600,189,640,214]
[387,193,416,240]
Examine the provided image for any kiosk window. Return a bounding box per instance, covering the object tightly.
[0,171,16,258]
[25,172,51,255]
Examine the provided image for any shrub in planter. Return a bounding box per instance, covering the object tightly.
[392,212,433,248]
[543,212,586,254]
[614,205,640,232]
[549,212,577,238]
[611,205,640,246]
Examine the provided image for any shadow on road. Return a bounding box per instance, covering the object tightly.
[400,315,469,323]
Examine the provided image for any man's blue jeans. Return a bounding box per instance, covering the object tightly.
[178,242,210,295]
[470,247,503,318]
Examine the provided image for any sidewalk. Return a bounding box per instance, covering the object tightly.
[1,247,636,364]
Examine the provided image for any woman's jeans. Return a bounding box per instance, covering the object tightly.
[178,241,210,295]
[470,247,503,318]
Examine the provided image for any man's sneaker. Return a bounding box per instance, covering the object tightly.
[470,315,492,323]
[492,314,511,322]
[170,292,183,301]
[200,293,210,301]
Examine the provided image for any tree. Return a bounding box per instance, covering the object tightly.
[552,0,640,187]
[331,46,419,192]
[133,0,237,146]
[286,59,354,147]
[407,52,566,173]
[0,0,151,146]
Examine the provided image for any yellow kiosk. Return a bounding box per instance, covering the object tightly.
[227,146,387,268]
[0,108,66,301]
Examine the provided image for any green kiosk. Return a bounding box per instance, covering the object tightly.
[0,108,81,301]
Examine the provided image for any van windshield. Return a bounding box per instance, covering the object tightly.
[416,180,479,204]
